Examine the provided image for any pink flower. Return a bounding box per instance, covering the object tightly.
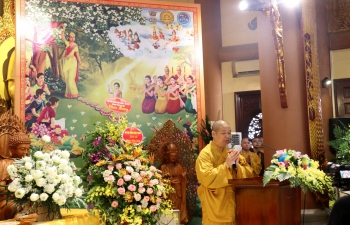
[115,163,122,169]
[136,176,142,182]
[146,188,153,195]
[276,150,286,157]
[108,165,114,171]
[143,196,150,202]
[117,178,124,186]
[126,166,134,173]
[134,193,141,201]
[128,184,136,192]
[150,205,157,212]
[156,198,162,203]
[278,162,285,167]
[156,190,162,196]
[107,175,115,183]
[138,187,145,194]
[117,187,125,195]
[140,171,147,177]
[111,201,118,207]
[123,175,132,181]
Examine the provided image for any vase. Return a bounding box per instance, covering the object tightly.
[31,205,62,222]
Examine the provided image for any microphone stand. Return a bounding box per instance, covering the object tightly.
[261,143,277,151]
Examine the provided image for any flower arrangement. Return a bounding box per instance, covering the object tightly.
[6,149,84,220]
[263,149,333,194]
[82,117,174,225]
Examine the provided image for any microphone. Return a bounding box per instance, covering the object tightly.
[227,143,237,169]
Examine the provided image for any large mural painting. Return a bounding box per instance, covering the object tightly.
[17,0,204,160]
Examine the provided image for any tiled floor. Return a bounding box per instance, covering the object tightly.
[187,209,329,225]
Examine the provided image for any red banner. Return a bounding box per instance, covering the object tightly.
[122,127,143,145]
[105,97,132,113]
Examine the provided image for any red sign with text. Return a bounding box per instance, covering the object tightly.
[105,97,132,113]
[122,127,143,145]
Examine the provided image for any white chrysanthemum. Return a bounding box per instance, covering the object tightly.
[8,182,18,192]
[22,156,32,163]
[52,193,60,201]
[47,167,57,177]
[30,193,39,201]
[7,164,17,174]
[44,184,55,194]
[25,174,34,182]
[75,188,83,197]
[57,196,67,206]
[24,162,33,170]
[15,188,26,199]
[34,151,44,160]
[36,178,46,187]
[73,176,81,185]
[60,174,68,183]
[42,153,51,161]
[60,150,70,159]
[59,159,68,167]
[36,161,46,170]
[31,170,43,179]
[52,155,61,164]
[42,135,51,143]
[40,193,49,201]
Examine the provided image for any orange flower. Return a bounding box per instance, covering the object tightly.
[119,168,127,176]
[124,191,133,202]
[96,160,107,167]
[149,153,155,165]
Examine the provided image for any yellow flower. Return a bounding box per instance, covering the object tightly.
[96,160,107,167]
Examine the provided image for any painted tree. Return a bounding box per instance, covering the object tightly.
[24,0,146,78]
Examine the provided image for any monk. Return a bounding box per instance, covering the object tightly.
[195,120,254,225]
[0,132,38,222]
[240,137,262,177]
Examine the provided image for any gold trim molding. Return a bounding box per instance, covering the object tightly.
[0,0,15,45]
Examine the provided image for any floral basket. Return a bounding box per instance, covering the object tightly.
[82,117,174,225]
[263,149,333,194]
[6,149,84,221]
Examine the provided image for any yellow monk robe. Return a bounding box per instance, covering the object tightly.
[240,150,262,177]
[196,141,254,225]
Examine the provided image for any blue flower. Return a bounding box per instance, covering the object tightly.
[278,154,287,162]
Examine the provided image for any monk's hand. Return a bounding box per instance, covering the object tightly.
[226,149,239,168]
[247,154,251,165]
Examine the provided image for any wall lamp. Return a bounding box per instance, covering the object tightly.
[322,77,332,88]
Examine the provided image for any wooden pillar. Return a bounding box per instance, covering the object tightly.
[194,0,223,120]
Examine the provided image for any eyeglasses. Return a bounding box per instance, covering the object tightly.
[252,141,262,143]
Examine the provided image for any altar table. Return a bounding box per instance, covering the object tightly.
[0,209,101,225]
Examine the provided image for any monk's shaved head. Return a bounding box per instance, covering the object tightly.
[212,120,230,132]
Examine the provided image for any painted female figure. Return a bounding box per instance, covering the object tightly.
[184,75,197,113]
[155,76,168,114]
[25,88,46,130]
[160,142,188,224]
[141,75,156,114]
[60,24,85,98]
[37,96,59,129]
[31,73,50,96]
[166,76,183,114]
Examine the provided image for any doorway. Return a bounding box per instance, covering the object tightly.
[235,90,262,139]
[334,78,350,118]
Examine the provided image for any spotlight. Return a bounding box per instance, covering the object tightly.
[322,77,332,88]
[239,0,249,10]
[283,0,301,8]
[239,0,266,11]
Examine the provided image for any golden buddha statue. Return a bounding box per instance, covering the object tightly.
[0,132,38,222]
[160,142,188,224]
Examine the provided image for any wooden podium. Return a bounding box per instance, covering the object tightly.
[229,177,301,225]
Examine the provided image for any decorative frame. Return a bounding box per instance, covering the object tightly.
[15,0,204,150]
